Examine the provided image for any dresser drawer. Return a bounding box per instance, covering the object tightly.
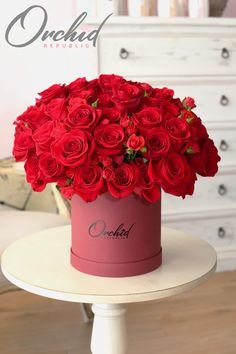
[163,215,236,249]
[144,80,236,123]
[99,34,236,76]
[209,128,236,165]
[162,172,236,213]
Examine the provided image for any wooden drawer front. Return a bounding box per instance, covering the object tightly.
[162,173,236,213]
[99,35,236,77]
[209,128,236,165]
[145,80,236,123]
[163,216,236,248]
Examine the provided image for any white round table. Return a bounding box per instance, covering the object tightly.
[1,226,217,354]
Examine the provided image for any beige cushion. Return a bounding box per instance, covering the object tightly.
[0,211,70,292]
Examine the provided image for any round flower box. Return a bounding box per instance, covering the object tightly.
[71,193,162,277]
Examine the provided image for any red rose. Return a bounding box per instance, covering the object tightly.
[106,162,139,198]
[24,152,46,192]
[148,152,196,197]
[145,128,170,159]
[33,121,54,155]
[66,103,101,131]
[134,163,160,203]
[74,163,106,202]
[39,152,64,179]
[153,87,174,100]
[98,74,124,94]
[51,130,94,167]
[66,77,87,96]
[12,127,34,161]
[182,113,208,140]
[133,107,162,132]
[160,101,181,117]
[127,134,145,151]
[97,94,117,108]
[190,138,221,176]
[43,98,67,121]
[15,106,50,131]
[165,118,191,142]
[100,108,121,124]
[113,82,142,111]
[94,124,125,156]
[182,96,196,109]
[38,84,67,104]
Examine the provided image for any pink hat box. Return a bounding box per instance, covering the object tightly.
[71,192,162,277]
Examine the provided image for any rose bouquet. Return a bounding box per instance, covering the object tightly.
[12,74,220,204]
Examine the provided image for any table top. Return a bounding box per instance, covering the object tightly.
[1,226,217,304]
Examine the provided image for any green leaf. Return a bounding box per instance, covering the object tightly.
[91,99,98,108]
[143,158,148,164]
[140,146,147,153]
[186,118,193,124]
[186,148,194,154]
[66,178,73,186]
[126,148,133,155]
[144,91,149,97]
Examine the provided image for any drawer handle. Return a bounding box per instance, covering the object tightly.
[220,139,229,151]
[218,227,226,238]
[218,184,227,196]
[220,95,229,106]
[221,47,230,59]
[120,48,129,60]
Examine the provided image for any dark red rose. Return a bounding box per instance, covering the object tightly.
[51,130,94,167]
[15,106,50,131]
[66,77,87,96]
[148,152,196,197]
[153,87,174,100]
[127,134,145,151]
[98,74,124,94]
[106,162,139,198]
[39,152,64,179]
[94,124,125,156]
[66,103,101,131]
[182,112,208,140]
[190,138,221,176]
[134,163,160,203]
[33,121,54,155]
[43,98,67,121]
[182,96,196,109]
[133,107,162,132]
[24,152,46,192]
[100,107,121,124]
[38,84,67,103]
[145,128,171,159]
[113,82,142,111]
[97,94,117,108]
[165,118,191,142]
[74,163,106,202]
[160,101,181,117]
[12,127,34,161]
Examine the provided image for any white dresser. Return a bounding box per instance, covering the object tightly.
[89,17,236,271]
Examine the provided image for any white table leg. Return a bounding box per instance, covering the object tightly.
[91,304,127,354]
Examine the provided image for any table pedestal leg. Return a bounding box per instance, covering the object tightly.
[91,304,127,354]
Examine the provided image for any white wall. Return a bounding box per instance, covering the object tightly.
[0,0,97,158]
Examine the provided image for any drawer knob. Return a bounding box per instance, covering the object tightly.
[120,48,129,59]
[221,47,230,59]
[220,95,229,106]
[218,227,226,238]
[218,184,227,196]
[220,139,229,151]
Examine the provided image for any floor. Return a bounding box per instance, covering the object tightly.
[0,271,235,354]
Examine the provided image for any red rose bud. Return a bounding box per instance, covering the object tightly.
[182,97,196,110]
[120,115,130,128]
[126,121,137,135]
[127,134,145,152]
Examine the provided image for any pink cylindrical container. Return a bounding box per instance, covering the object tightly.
[71,193,162,277]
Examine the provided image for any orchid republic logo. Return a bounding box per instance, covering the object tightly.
[5,5,112,49]
[88,220,135,239]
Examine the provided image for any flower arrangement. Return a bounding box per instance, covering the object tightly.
[13,74,220,203]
